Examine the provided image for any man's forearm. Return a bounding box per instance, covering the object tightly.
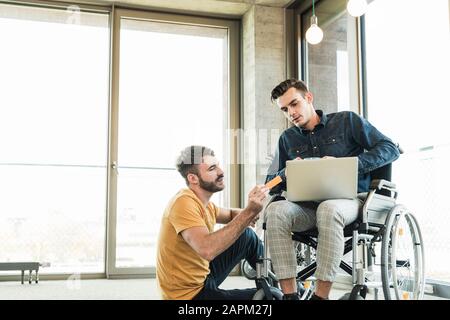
[203,208,255,261]
[230,208,242,221]
[358,140,400,174]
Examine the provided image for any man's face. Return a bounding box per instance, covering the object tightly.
[196,155,225,193]
[276,87,315,128]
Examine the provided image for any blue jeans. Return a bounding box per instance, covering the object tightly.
[193,228,263,300]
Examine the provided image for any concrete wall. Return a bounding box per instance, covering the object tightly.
[241,5,287,202]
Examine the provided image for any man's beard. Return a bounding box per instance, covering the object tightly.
[199,176,225,193]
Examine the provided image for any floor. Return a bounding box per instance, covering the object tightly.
[0,276,444,300]
[0,276,242,300]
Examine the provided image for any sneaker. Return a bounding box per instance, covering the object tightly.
[282,292,301,300]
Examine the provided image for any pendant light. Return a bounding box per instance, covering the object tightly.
[347,0,368,17]
[305,0,323,45]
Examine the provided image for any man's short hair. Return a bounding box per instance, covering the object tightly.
[176,145,215,185]
[271,79,309,103]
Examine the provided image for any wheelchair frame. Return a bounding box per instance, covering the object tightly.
[250,163,425,300]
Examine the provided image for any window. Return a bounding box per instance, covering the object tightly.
[111,11,234,270]
[301,0,359,114]
[0,3,239,277]
[365,0,450,282]
[0,4,109,273]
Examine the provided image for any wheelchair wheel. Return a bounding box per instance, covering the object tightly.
[295,241,316,271]
[253,287,284,300]
[381,204,425,300]
[339,285,368,300]
[240,260,256,280]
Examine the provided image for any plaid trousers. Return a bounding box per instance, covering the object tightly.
[265,198,362,282]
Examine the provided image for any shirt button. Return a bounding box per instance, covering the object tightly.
[314,146,317,149]
[311,132,314,135]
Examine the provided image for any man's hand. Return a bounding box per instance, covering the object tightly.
[250,214,259,228]
[246,185,268,216]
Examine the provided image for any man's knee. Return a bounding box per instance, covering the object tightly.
[316,201,344,228]
[265,201,293,230]
[239,228,261,248]
[242,227,257,240]
[238,228,263,260]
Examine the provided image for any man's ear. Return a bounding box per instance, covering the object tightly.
[187,173,199,185]
[305,91,314,103]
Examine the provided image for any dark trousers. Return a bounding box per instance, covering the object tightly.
[193,228,263,300]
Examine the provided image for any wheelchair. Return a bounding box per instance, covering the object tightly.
[242,239,315,300]
[248,162,425,300]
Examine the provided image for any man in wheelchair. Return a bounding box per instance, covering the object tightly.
[265,79,400,300]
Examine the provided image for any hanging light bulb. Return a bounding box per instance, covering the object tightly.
[306,16,323,45]
[347,0,368,17]
[305,0,323,45]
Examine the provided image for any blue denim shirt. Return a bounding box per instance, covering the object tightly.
[266,110,400,193]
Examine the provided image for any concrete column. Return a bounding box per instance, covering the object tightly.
[242,5,287,203]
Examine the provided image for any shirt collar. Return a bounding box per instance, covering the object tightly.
[297,110,327,135]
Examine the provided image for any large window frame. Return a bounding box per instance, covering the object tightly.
[361,0,450,298]
[0,0,240,281]
[107,8,240,278]
[0,0,111,282]
[292,0,450,298]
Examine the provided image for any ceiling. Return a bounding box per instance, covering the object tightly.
[58,0,297,17]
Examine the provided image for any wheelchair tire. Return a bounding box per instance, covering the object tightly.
[240,260,256,280]
[252,287,283,300]
[381,204,425,300]
[348,284,368,300]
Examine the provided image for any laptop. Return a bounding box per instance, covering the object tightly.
[285,157,358,202]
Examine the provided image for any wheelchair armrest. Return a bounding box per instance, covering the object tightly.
[370,179,398,199]
[360,187,397,230]
[370,179,396,191]
[360,190,377,232]
[262,193,286,223]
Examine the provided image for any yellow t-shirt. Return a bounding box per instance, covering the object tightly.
[156,188,219,300]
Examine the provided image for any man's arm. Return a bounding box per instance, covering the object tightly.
[349,112,400,174]
[216,207,242,224]
[217,207,259,227]
[181,185,267,262]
